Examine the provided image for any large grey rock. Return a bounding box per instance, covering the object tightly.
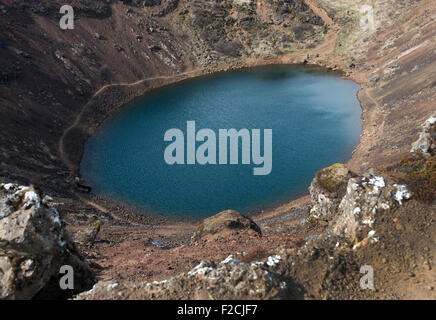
[0,183,94,299]
[306,165,412,249]
[410,116,436,157]
[328,174,411,248]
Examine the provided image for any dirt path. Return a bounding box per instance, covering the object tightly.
[270,0,340,65]
[58,69,200,171]
[305,0,333,26]
[303,0,338,56]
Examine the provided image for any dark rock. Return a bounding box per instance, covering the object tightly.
[370,75,380,83]
[114,44,124,52]
[74,221,101,247]
[144,0,162,7]
[148,44,162,52]
[74,177,91,193]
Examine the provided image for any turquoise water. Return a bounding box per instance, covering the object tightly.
[81,66,362,220]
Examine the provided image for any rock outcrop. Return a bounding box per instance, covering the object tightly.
[410,116,436,157]
[76,254,289,300]
[191,210,262,243]
[328,174,411,248]
[307,167,412,248]
[307,163,355,226]
[0,183,94,299]
[74,158,421,300]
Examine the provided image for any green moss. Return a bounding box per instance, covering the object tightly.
[316,163,349,193]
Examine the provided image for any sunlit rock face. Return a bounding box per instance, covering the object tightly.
[75,253,289,300]
[329,175,411,247]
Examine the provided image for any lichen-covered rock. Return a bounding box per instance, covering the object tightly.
[191,210,261,243]
[306,162,413,250]
[0,183,94,299]
[307,163,354,225]
[76,254,288,300]
[410,116,436,157]
[328,175,411,248]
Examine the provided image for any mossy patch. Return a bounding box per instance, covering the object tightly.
[316,163,350,193]
[382,154,436,203]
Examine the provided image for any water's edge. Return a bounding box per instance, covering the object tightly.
[80,65,363,221]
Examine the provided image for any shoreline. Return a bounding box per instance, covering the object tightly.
[77,64,360,224]
[61,58,363,226]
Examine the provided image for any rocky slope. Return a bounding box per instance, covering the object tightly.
[2,115,433,300]
[0,0,435,299]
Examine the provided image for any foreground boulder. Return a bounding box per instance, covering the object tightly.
[0,183,94,299]
[191,210,261,243]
